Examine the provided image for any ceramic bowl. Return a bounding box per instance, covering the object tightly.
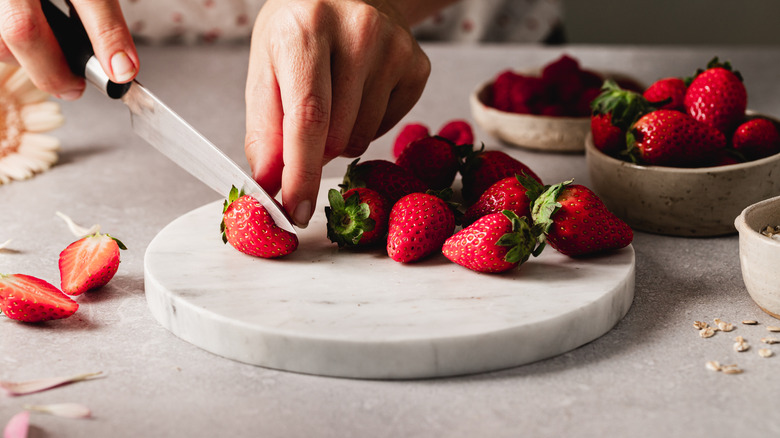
[584,133,780,237]
[735,195,780,319]
[470,71,640,153]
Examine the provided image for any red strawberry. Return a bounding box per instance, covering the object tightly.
[325,187,390,247]
[590,80,652,156]
[508,74,547,114]
[386,191,456,263]
[523,179,633,257]
[628,109,727,166]
[443,211,540,274]
[684,58,747,134]
[221,186,298,258]
[0,273,78,322]
[643,77,686,111]
[59,232,126,296]
[732,117,780,161]
[392,123,430,158]
[437,120,473,146]
[459,145,542,204]
[463,174,534,225]
[341,158,428,204]
[396,136,460,190]
[491,70,521,112]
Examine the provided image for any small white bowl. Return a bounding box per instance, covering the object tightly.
[585,133,780,237]
[470,70,640,153]
[735,195,780,319]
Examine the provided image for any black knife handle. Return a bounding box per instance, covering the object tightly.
[40,0,131,99]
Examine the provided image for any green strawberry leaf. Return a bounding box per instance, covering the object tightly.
[514,172,547,204]
[496,211,543,265]
[531,180,572,235]
[325,189,376,247]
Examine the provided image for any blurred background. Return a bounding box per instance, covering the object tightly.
[562,0,780,45]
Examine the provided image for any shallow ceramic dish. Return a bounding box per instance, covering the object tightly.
[735,195,780,320]
[470,70,640,153]
[584,133,780,237]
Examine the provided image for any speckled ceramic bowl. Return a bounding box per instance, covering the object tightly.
[585,133,780,237]
[735,195,780,319]
[470,70,640,153]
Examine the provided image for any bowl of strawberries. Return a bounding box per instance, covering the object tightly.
[471,54,641,153]
[585,58,780,237]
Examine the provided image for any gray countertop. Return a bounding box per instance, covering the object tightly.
[1,44,779,437]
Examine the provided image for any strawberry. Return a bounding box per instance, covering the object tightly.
[590,80,652,156]
[443,211,540,274]
[459,145,542,204]
[628,109,727,166]
[684,58,747,134]
[643,77,686,111]
[491,70,521,112]
[386,191,456,263]
[59,232,126,296]
[396,136,460,190]
[221,186,298,258]
[392,123,430,158]
[0,273,78,322]
[437,119,474,146]
[462,174,534,225]
[523,179,633,257]
[341,158,427,204]
[325,187,389,247]
[732,117,780,161]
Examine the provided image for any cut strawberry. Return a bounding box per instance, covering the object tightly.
[59,233,126,296]
[0,273,78,322]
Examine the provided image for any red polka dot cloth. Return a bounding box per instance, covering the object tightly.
[119,0,563,44]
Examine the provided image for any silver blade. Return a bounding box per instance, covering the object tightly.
[121,81,295,234]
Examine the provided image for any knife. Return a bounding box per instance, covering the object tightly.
[40,0,296,234]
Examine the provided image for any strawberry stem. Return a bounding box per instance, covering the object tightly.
[325,189,375,247]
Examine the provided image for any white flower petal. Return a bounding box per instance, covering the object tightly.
[0,239,11,250]
[23,403,92,419]
[16,88,50,105]
[20,133,60,151]
[56,212,101,237]
[6,152,44,173]
[4,69,36,98]
[17,145,58,167]
[0,155,33,180]
[0,62,19,86]
[21,102,64,132]
[0,372,103,396]
[0,172,10,184]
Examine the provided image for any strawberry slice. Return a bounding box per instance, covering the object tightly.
[59,233,126,296]
[0,273,78,322]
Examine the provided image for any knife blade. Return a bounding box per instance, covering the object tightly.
[41,0,296,234]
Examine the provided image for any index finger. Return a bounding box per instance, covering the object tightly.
[71,0,138,84]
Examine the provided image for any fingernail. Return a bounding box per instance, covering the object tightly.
[293,200,312,228]
[110,51,136,83]
[56,89,84,101]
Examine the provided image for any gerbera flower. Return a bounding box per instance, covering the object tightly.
[0,62,64,184]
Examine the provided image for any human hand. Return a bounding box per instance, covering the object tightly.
[244,0,431,228]
[0,0,138,100]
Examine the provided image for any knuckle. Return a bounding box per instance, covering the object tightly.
[0,10,40,45]
[288,94,330,130]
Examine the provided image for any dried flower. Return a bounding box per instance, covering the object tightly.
[0,63,64,184]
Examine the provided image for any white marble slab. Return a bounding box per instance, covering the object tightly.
[144,178,635,379]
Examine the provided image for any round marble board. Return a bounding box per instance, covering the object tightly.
[144,178,635,380]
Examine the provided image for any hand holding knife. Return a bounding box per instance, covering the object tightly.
[40,0,296,234]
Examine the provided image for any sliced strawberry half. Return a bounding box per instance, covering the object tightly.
[0,273,78,322]
[59,233,126,296]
